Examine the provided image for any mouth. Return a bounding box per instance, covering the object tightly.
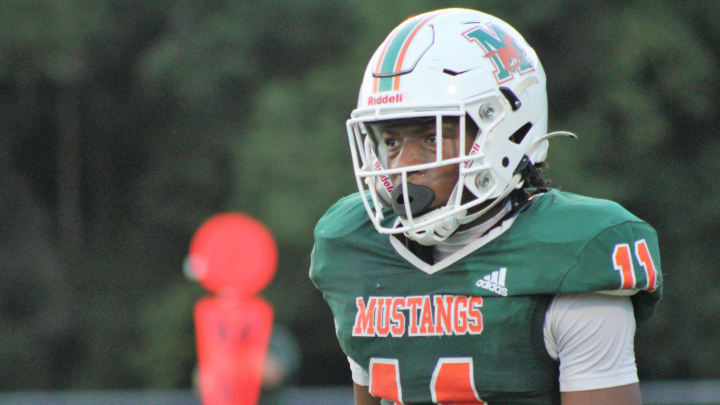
[390,183,436,218]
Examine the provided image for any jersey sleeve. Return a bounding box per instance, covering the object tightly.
[544,293,638,392]
[559,220,662,322]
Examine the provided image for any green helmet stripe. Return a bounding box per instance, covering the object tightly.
[375,16,426,92]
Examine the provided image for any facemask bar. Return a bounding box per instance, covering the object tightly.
[346,93,512,237]
[348,128,475,235]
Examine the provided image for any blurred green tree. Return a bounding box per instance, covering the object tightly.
[0,0,718,391]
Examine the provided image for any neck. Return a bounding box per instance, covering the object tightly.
[456,199,512,234]
[456,189,530,233]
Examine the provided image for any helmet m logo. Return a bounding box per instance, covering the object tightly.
[463,24,534,84]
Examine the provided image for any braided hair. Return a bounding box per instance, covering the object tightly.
[510,162,552,210]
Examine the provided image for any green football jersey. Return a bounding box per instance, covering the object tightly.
[310,189,662,404]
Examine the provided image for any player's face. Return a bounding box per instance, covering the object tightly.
[380,119,475,210]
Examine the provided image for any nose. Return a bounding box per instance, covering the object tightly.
[392,139,430,169]
[388,140,431,187]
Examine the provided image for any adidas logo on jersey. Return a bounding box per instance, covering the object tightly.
[476,267,508,296]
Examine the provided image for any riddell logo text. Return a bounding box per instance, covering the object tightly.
[367,93,403,106]
[373,160,394,192]
[352,295,483,337]
[463,142,482,168]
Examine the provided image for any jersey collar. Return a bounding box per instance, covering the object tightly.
[389,212,518,275]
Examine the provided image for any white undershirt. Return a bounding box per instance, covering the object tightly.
[544,292,638,391]
[348,211,639,392]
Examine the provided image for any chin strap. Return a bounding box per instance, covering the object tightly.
[460,199,512,238]
[457,171,523,225]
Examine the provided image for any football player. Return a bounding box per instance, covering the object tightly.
[310,8,662,405]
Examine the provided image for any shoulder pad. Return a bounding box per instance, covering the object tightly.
[528,191,663,321]
[497,191,662,301]
[314,193,373,240]
[310,193,390,291]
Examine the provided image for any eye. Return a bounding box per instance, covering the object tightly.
[425,133,437,144]
[384,137,399,149]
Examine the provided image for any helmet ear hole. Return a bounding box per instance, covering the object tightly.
[502,157,510,167]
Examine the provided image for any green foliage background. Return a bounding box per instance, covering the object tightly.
[1,0,718,389]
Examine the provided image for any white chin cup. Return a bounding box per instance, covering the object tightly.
[401,206,464,246]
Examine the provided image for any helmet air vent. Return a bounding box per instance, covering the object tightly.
[499,87,522,111]
[442,68,470,76]
[508,122,533,144]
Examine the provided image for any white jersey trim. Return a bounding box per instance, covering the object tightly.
[389,214,518,275]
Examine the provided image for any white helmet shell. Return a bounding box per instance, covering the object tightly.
[347,8,565,245]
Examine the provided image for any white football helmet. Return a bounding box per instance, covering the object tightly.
[346,8,574,245]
